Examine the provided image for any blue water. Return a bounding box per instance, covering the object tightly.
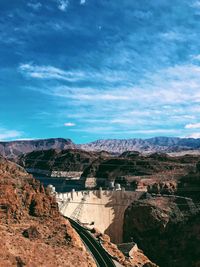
[34,176,84,193]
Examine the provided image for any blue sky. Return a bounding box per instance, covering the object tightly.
[2,0,200,143]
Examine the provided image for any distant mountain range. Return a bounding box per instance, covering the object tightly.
[80,137,200,154]
[2,136,200,158]
[0,138,75,158]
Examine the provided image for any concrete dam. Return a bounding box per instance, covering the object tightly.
[56,189,143,243]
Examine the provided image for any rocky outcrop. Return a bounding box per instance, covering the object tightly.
[0,156,96,266]
[18,148,110,176]
[147,181,177,194]
[0,138,76,159]
[81,153,195,187]
[177,160,200,201]
[123,194,200,267]
[91,228,157,267]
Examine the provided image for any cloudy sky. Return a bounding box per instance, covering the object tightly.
[1,0,200,143]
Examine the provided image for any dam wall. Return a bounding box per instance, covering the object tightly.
[56,189,143,243]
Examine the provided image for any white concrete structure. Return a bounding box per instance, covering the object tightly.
[56,189,143,243]
[47,184,56,193]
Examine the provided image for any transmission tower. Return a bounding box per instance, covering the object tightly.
[70,192,88,222]
[59,198,71,214]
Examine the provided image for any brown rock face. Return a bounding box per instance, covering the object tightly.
[123,195,200,267]
[0,156,95,267]
[177,161,200,201]
[18,148,109,173]
[91,228,157,267]
[22,225,41,240]
[81,152,197,188]
[147,180,177,194]
[0,155,59,222]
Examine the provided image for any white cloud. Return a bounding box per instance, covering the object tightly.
[45,86,132,101]
[57,0,69,11]
[34,65,200,106]
[19,63,127,84]
[191,1,200,8]
[19,63,85,82]
[182,115,196,119]
[185,123,200,129]
[161,31,184,41]
[192,54,200,61]
[111,118,134,125]
[186,133,200,138]
[171,115,195,121]
[27,2,42,10]
[71,127,179,135]
[80,0,86,5]
[0,129,22,141]
[24,62,200,137]
[133,10,152,19]
[134,129,178,134]
[64,122,75,127]
[71,126,116,133]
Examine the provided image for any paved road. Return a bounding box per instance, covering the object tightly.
[67,217,116,267]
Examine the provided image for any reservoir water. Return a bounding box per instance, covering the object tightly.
[34,176,84,193]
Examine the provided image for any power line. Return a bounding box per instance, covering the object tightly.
[57,200,200,207]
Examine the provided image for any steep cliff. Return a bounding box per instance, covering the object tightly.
[123,194,200,267]
[91,228,158,267]
[0,156,95,267]
[177,160,200,201]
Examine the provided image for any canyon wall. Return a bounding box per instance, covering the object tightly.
[0,155,96,267]
[123,194,200,267]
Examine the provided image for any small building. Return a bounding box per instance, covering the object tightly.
[108,181,115,189]
[47,184,56,194]
[115,183,121,191]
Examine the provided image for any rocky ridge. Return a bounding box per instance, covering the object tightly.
[81,152,198,188]
[123,194,200,267]
[18,148,110,176]
[17,148,200,194]
[3,137,200,160]
[0,138,75,159]
[80,137,200,153]
[0,155,96,267]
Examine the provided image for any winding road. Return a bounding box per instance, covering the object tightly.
[67,217,116,267]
